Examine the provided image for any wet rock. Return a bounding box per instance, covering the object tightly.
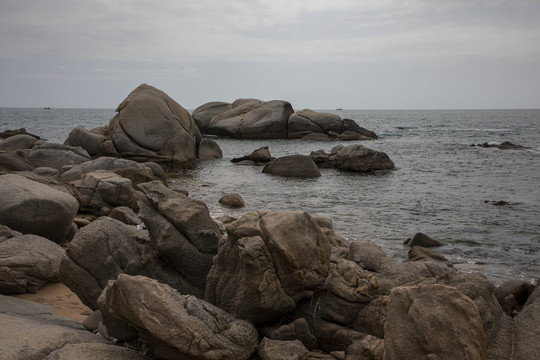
[99,274,259,360]
[407,246,452,267]
[263,155,321,178]
[311,144,394,173]
[197,138,223,160]
[404,232,443,247]
[219,193,245,208]
[231,146,274,165]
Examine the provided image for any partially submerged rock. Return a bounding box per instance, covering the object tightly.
[219,193,245,208]
[262,155,321,178]
[231,146,274,165]
[311,144,394,173]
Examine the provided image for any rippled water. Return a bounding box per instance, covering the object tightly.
[1,108,539,284]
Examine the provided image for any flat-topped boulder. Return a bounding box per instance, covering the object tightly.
[311,144,394,172]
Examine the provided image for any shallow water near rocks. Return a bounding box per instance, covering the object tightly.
[1,108,539,285]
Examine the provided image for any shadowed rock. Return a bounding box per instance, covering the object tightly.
[205,211,331,325]
[311,144,394,172]
[98,274,259,360]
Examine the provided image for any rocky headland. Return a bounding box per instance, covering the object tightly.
[0,84,538,359]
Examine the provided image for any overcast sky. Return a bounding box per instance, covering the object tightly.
[1,0,539,109]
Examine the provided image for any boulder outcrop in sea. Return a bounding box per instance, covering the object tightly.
[0,84,538,359]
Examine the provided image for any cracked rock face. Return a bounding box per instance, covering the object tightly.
[205,210,331,325]
[383,284,487,360]
[98,274,259,360]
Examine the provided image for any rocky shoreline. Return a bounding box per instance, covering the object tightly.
[0,84,538,359]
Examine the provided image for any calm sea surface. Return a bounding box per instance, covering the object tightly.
[1,107,539,285]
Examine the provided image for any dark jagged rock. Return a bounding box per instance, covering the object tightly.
[0,127,41,139]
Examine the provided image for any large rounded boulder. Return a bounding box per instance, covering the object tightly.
[262,155,321,178]
[108,84,202,170]
[0,174,79,242]
[205,99,294,139]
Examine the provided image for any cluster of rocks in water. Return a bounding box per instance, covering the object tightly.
[0,84,538,359]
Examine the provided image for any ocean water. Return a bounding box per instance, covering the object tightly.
[1,107,539,285]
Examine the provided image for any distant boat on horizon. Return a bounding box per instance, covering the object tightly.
[43,107,51,110]
[336,108,343,111]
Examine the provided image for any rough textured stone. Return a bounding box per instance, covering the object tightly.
[319,259,379,326]
[345,336,384,360]
[383,284,486,360]
[99,274,259,360]
[0,234,65,294]
[0,295,115,360]
[262,155,321,178]
[258,338,309,360]
[58,216,197,310]
[0,174,79,242]
[205,211,331,324]
[268,318,319,350]
[70,170,145,214]
[43,342,148,360]
[64,125,108,157]
[58,156,166,185]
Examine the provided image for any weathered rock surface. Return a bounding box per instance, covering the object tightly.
[70,170,145,214]
[108,206,142,226]
[0,138,91,172]
[99,274,259,360]
[57,156,166,185]
[258,338,309,360]
[0,234,65,294]
[192,101,233,133]
[288,110,378,141]
[64,125,109,157]
[383,284,487,360]
[0,174,79,242]
[219,193,245,208]
[0,295,143,360]
[58,216,204,310]
[0,127,41,139]
[311,144,394,172]
[262,154,321,178]
[204,99,294,139]
[138,180,220,296]
[205,210,331,324]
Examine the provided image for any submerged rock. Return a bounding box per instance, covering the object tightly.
[311,144,394,173]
